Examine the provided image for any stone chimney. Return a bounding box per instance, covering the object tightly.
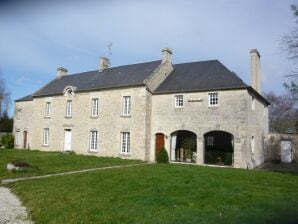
[250,49,261,92]
[162,48,172,64]
[57,67,68,79]
[99,57,110,71]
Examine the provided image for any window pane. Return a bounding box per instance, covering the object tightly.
[92,99,99,116]
[123,96,131,115]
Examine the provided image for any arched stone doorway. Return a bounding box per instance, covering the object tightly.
[170,130,197,163]
[204,131,234,166]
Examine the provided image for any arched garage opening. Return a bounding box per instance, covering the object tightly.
[171,130,197,163]
[204,131,234,166]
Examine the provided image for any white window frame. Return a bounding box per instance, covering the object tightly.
[252,96,256,111]
[122,96,131,116]
[66,100,72,117]
[121,132,131,154]
[89,130,98,152]
[208,92,218,107]
[15,131,20,145]
[45,102,51,117]
[43,128,49,146]
[175,95,184,108]
[16,109,21,120]
[91,98,99,117]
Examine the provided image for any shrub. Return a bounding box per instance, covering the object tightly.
[1,134,14,149]
[157,147,169,163]
[12,160,32,168]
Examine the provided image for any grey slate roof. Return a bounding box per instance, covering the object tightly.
[31,60,161,97]
[15,59,269,105]
[15,94,33,102]
[155,60,248,93]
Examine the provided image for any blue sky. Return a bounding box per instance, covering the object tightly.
[0,0,296,115]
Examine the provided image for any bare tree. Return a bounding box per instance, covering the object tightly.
[0,73,11,118]
[282,5,298,78]
[264,91,297,133]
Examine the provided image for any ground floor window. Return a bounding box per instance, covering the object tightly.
[171,130,197,163]
[15,131,20,145]
[204,131,233,166]
[90,130,98,151]
[121,132,130,154]
[43,128,49,146]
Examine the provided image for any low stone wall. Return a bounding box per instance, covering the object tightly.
[266,133,298,162]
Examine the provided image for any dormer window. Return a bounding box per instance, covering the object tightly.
[63,86,76,97]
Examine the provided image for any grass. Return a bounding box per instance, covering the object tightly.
[0,149,143,179]
[9,164,298,224]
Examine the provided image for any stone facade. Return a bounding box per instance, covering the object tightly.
[13,48,269,168]
[150,89,268,168]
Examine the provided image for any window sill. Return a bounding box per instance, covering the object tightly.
[90,116,99,119]
[42,144,49,147]
[208,105,218,108]
[44,116,51,119]
[120,115,131,118]
[64,116,72,119]
[88,150,98,154]
[119,153,131,157]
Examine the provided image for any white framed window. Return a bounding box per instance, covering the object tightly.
[45,102,51,117]
[16,109,21,120]
[208,92,218,107]
[43,128,49,146]
[175,95,184,108]
[66,100,72,117]
[90,130,98,151]
[91,98,99,117]
[251,136,255,154]
[121,132,130,154]
[252,96,255,110]
[122,96,131,116]
[206,136,214,146]
[15,131,20,145]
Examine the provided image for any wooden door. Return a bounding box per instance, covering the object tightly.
[23,131,27,149]
[155,133,165,160]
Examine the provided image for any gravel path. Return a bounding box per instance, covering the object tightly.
[0,187,33,224]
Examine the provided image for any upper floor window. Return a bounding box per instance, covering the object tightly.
[175,95,184,108]
[45,102,51,117]
[208,92,218,107]
[66,100,72,117]
[122,96,131,116]
[121,132,130,154]
[90,130,98,151]
[43,128,49,146]
[252,96,256,110]
[16,109,21,120]
[91,98,99,117]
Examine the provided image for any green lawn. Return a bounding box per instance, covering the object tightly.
[9,164,298,224]
[0,149,143,179]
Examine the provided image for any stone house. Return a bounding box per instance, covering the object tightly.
[13,48,269,168]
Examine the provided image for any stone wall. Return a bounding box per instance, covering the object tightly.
[267,133,298,162]
[151,89,268,168]
[14,86,148,160]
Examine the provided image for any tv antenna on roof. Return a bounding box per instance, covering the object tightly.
[105,42,113,56]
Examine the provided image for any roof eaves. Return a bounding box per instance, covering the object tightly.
[153,86,249,95]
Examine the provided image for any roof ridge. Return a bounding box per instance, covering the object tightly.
[173,59,219,66]
[66,60,162,77]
